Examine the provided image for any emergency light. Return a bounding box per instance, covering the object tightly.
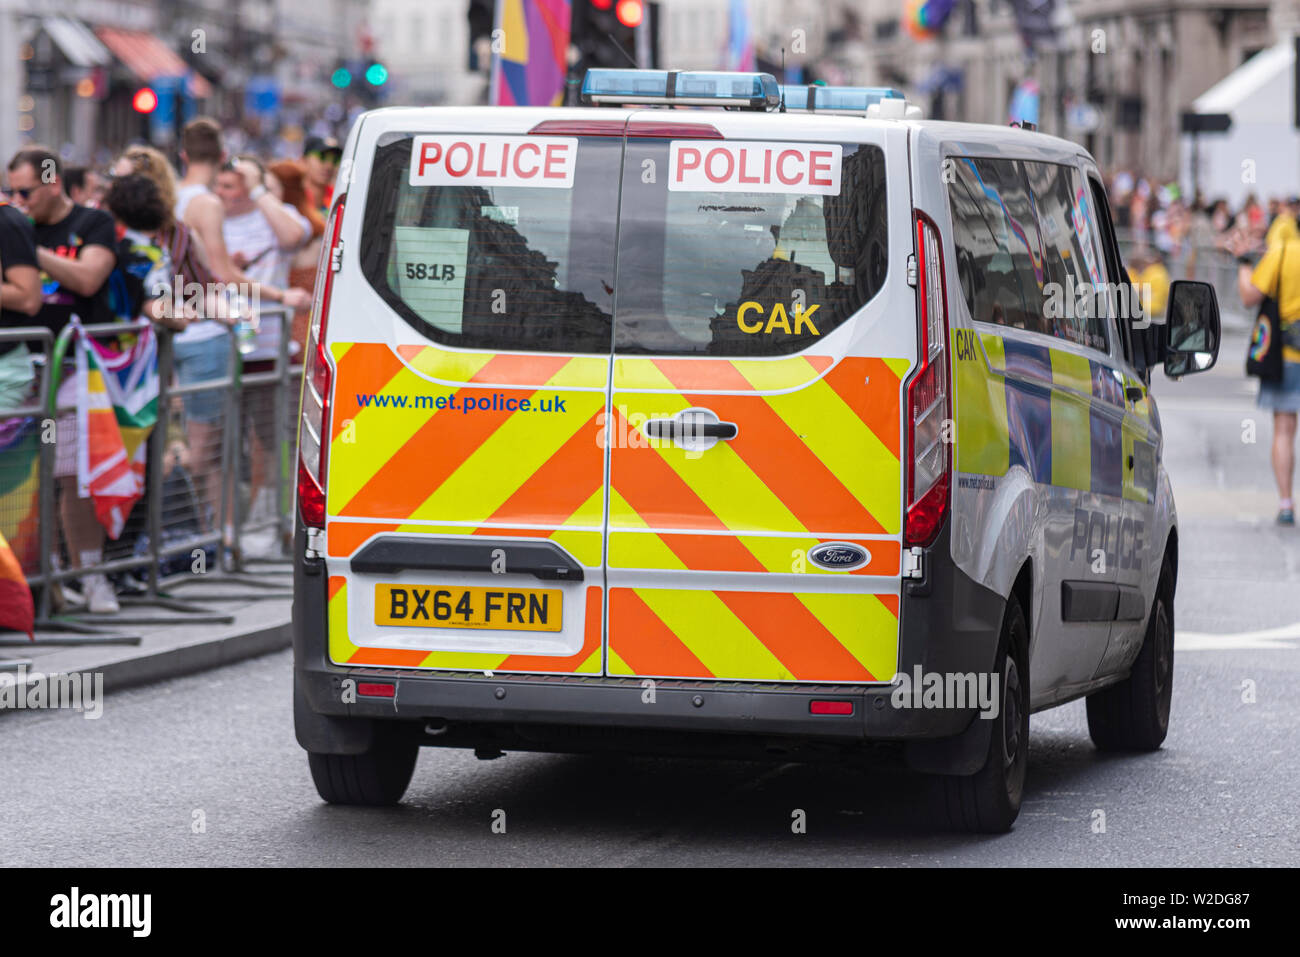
[580,69,781,110]
[779,85,905,113]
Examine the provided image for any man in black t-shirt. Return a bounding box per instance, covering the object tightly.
[0,196,42,367]
[7,147,117,340]
[6,147,120,614]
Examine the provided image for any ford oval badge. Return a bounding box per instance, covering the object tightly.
[808,542,870,571]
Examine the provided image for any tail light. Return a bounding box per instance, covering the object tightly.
[297,195,345,528]
[904,212,951,547]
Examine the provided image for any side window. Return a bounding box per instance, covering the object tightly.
[1023,162,1110,353]
[1086,174,1135,365]
[947,157,1049,335]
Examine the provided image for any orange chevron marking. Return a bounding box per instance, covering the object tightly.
[713,590,875,681]
[609,588,712,677]
[330,344,407,441]
[498,586,602,672]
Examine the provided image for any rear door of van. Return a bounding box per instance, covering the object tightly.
[603,114,915,683]
[320,112,620,674]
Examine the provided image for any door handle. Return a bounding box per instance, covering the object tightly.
[644,418,738,441]
[1125,386,1144,402]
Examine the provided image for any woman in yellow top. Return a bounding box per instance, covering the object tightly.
[1230,217,1300,525]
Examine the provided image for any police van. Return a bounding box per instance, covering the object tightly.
[292,71,1221,831]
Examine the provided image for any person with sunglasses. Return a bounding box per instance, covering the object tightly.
[301,135,342,219]
[6,146,120,613]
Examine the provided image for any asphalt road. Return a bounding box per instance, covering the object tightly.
[2,332,1296,866]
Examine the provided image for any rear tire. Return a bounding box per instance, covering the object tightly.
[307,724,419,806]
[941,596,1030,834]
[1086,560,1175,752]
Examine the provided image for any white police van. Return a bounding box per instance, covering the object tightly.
[292,71,1220,831]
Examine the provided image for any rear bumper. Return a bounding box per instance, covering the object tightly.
[294,518,1007,765]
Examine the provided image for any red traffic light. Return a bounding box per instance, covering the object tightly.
[615,0,643,28]
[132,87,158,113]
[591,0,613,8]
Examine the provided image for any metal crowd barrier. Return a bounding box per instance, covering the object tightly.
[1113,228,1244,323]
[1,307,310,639]
[229,304,297,571]
[36,320,239,631]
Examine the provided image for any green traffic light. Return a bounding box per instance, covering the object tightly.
[365,63,388,86]
[331,68,352,89]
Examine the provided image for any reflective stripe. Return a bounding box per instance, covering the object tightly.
[608,587,896,682]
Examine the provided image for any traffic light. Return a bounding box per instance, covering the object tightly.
[132,86,157,113]
[572,0,641,77]
[615,0,644,28]
[331,67,352,89]
[364,62,388,87]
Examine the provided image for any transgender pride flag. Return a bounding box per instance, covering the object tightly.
[490,0,571,107]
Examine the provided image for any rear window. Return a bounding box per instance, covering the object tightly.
[615,140,888,355]
[359,133,887,357]
[360,132,621,353]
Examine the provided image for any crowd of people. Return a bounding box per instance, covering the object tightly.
[0,118,343,613]
[1105,170,1298,278]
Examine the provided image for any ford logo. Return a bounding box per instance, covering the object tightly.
[808,542,870,571]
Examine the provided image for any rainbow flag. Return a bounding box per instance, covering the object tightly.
[0,529,33,638]
[74,326,159,539]
[490,0,571,107]
[0,416,41,574]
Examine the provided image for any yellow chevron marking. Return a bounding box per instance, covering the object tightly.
[614,362,807,534]
[607,646,635,676]
[328,582,362,663]
[795,592,899,679]
[884,357,911,379]
[408,391,604,523]
[549,528,602,568]
[546,356,610,389]
[330,342,353,363]
[329,366,456,512]
[727,356,820,392]
[416,649,510,670]
[576,647,603,674]
[401,345,495,384]
[743,370,900,534]
[1050,350,1093,491]
[637,588,792,680]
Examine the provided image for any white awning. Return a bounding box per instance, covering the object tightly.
[42,15,112,69]
[1193,42,1292,123]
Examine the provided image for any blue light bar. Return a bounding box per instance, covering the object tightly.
[779,85,905,113]
[581,69,781,111]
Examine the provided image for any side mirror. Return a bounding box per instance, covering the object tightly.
[1163,280,1220,377]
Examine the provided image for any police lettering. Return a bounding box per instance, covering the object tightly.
[669,141,843,195]
[1069,508,1144,571]
[409,136,577,189]
[736,301,821,335]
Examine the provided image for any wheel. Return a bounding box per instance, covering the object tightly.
[941,596,1030,833]
[307,724,419,806]
[1086,560,1175,752]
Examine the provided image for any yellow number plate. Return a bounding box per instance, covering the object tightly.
[374,584,562,632]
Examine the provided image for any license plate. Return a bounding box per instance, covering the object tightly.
[374,584,562,632]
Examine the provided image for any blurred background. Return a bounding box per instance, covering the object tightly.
[1,0,1299,203]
